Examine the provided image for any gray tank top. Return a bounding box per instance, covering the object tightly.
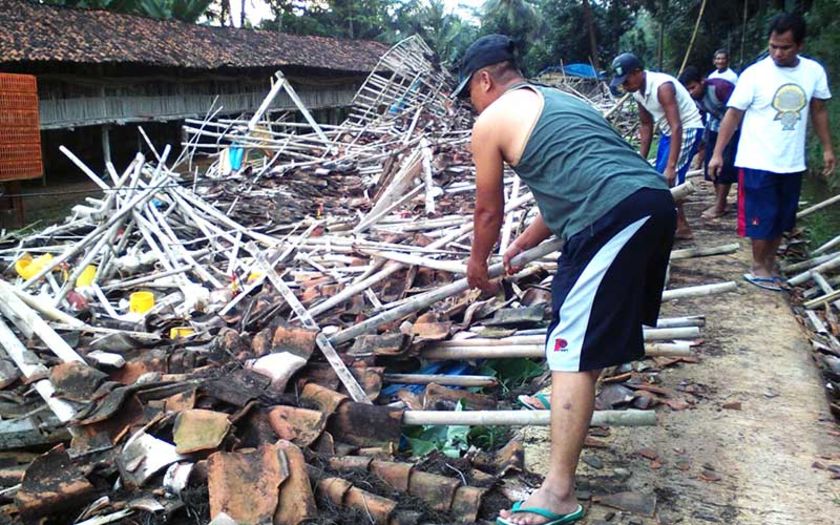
[512,84,668,241]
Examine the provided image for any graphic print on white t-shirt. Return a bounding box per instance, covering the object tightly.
[728,56,831,173]
[772,83,807,130]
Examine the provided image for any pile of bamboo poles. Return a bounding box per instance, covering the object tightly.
[0,37,743,436]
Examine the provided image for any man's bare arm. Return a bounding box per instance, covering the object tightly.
[503,214,552,274]
[811,98,837,177]
[638,102,654,159]
[467,117,506,290]
[659,82,683,184]
[708,108,744,179]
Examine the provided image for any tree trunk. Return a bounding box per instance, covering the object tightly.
[240,0,246,27]
[657,17,665,70]
[581,0,600,70]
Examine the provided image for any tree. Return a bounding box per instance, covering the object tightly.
[581,0,600,70]
[382,0,478,65]
[481,0,544,40]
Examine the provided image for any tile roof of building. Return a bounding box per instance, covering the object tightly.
[0,0,388,73]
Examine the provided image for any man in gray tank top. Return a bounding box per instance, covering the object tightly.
[454,35,676,525]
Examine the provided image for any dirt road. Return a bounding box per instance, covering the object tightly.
[521,180,840,525]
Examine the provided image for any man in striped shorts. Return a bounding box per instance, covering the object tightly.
[611,53,704,240]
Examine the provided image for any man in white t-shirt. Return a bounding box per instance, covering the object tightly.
[708,49,739,84]
[611,53,704,239]
[710,12,835,291]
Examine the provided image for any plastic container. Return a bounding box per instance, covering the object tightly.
[15,253,53,280]
[75,265,97,288]
[170,327,195,339]
[129,291,155,314]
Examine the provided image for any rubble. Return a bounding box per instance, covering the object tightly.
[0,36,737,524]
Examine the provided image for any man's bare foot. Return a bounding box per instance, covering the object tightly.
[497,487,580,525]
[674,228,694,240]
[701,206,727,219]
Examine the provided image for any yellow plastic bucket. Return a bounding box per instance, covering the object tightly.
[170,327,195,339]
[15,253,54,281]
[129,291,155,314]
[75,265,97,288]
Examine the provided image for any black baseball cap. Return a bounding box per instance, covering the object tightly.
[610,53,643,88]
[452,34,516,99]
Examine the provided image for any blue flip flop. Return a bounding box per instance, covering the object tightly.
[517,393,551,411]
[743,273,782,292]
[496,501,585,525]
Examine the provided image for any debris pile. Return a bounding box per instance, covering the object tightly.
[0,36,736,524]
[783,200,840,421]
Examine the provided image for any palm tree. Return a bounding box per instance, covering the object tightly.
[481,0,544,40]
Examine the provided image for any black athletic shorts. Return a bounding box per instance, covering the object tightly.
[545,188,676,372]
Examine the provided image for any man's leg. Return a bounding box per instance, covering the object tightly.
[750,236,781,277]
[764,236,784,276]
[498,369,599,525]
[675,203,692,238]
[702,184,727,218]
[707,183,731,216]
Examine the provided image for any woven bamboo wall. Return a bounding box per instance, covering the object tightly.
[36,76,361,130]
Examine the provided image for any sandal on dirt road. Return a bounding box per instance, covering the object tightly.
[743,273,783,292]
[496,502,584,525]
[517,393,551,410]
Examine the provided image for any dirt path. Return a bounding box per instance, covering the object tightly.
[520,180,840,525]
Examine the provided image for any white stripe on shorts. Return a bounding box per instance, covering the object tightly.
[545,215,651,372]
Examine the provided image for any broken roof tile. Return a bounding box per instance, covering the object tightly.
[267,405,327,447]
[15,444,95,520]
[173,409,231,454]
[275,441,317,525]
[207,444,289,525]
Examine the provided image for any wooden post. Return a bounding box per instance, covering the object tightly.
[101,124,112,167]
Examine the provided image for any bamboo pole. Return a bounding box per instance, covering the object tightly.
[661,281,737,300]
[383,374,498,387]
[256,254,370,404]
[804,289,840,309]
[797,193,840,219]
[670,181,695,202]
[814,234,840,256]
[330,238,564,345]
[670,242,739,260]
[782,251,840,273]
[0,317,77,423]
[653,316,705,328]
[402,409,656,427]
[18,152,166,290]
[421,343,692,360]
[436,327,699,348]
[360,249,466,274]
[788,254,840,286]
[0,280,86,364]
